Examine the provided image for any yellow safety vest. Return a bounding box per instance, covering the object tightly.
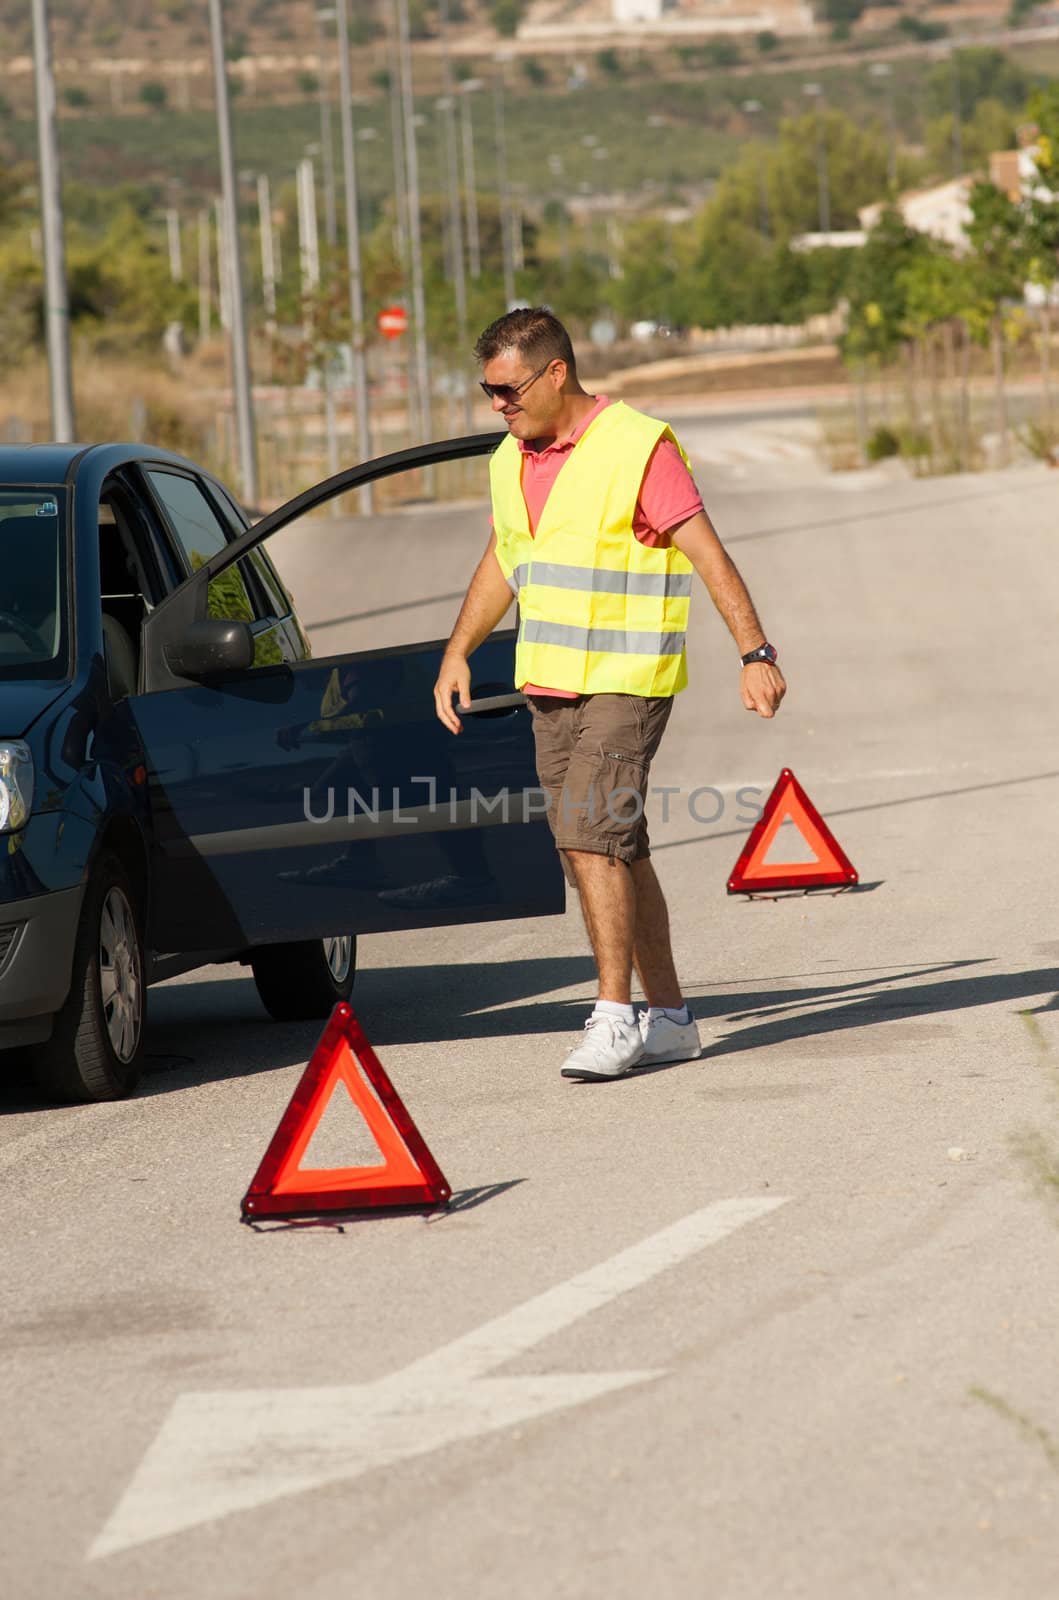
[491,401,695,697]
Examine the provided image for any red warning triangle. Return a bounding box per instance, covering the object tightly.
[727,768,858,894]
[241,1003,451,1218]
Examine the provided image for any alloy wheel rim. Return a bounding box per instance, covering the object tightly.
[99,887,142,1063]
[324,935,353,984]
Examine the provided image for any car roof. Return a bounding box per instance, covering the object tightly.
[0,442,209,487]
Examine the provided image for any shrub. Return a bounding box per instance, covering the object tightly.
[756,30,779,52]
[898,427,930,459]
[898,15,948,39]
[522,56,549,86]
[866,425,899,461]
[705,41,740,68]
[597,47,623,77]
[299,72,319,96]
[139,81,167,109]
[63,85,92,109]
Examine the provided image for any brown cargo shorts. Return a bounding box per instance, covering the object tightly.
[527,692,674,885]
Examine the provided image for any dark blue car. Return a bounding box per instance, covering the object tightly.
[0,435,563,1103]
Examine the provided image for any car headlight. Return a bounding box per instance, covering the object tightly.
[0,742,34,833]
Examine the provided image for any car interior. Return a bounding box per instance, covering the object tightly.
[0,513,61,666]
[98,496,155,700]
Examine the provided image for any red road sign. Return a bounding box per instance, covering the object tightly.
[377,304,409,339]
[727,768,858,894]
[240,1003,450,1218]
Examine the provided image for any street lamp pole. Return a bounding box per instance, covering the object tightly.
[313,6,339,250]
[207,0,258,506]
[257,174,277,326]
[459,80,483,279]
[803,82,830,237]
[30,0,75,441]
[951,50,964,176]
[869,63,897,189]
[742,100,770,237]
[335,0,374,506]
[394,0,432,442]
[493,55,516,306]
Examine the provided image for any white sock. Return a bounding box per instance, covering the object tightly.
[647,1004,690,1025]
[594,1000,636,1025]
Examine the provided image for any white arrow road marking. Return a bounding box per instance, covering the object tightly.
[90,1196,787,1559]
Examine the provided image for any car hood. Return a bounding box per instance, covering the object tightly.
[0,679,67,738]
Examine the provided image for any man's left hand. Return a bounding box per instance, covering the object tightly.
[741,662,786,719]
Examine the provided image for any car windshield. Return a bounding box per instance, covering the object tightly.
[0,489,67,679]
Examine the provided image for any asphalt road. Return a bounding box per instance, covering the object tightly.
[2,436,1058,1599]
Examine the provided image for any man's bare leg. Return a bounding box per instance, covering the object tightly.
[630,857,684,1009]
[564,849,635,1003]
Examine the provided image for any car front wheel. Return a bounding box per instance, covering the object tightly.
[31,853,146,1103]
[250,935,356,1022]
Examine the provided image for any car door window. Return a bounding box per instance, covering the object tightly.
[144,469,285,667]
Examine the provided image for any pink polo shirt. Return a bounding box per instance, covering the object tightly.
[512,396,704,697]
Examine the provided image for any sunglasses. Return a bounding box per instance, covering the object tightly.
[479,360,553,406]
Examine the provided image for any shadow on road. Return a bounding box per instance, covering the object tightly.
[2,957,1054,1111]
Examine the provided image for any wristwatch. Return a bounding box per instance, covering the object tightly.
[740,642,778,668]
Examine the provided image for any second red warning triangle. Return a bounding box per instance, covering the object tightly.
[728,768,858,894]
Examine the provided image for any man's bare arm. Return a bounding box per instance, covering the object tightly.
[671,509,787,719]
[433,529,515,734]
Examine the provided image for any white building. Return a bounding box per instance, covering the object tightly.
[859,177,973,254]
[611,0,664,21]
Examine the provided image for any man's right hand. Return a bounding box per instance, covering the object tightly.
[433,651,471,735]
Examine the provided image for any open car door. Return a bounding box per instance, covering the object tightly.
[131,435,565,956]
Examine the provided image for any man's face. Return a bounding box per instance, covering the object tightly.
[481,349,564,440]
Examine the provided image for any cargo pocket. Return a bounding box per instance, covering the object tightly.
[578,749,650,862]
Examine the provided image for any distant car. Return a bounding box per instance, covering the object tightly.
[0,436,563,1103]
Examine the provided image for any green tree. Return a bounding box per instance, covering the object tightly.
[841,206,933,363]
[925,48,1031,121]
[925,99,1018,178]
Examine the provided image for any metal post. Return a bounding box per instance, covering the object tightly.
[208,0,258,506]
[869,63,897,189]
[335,0,374,504]
[30,0,75,441]
[214,195,231,331]
[460,82,482,278]
[437,4,471,429]
[197,209,211,341]
[313,5,339,249]
[387,12,409,273]
[742,100,770,236]
[493,60,516,306]
[165,207,183,282]
[803,83,830,237]
[951,52,963,176]
[395,0,432,443]
[257,174,277,325]
[297,158,320,296]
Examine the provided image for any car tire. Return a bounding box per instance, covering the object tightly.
[31,853,146,1104]
[250,935,356,1022]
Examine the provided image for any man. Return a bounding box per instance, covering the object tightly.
[433,307,786,1082]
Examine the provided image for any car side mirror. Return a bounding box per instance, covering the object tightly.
[164,618,254,681]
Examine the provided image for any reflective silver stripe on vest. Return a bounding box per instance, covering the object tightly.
[521,618,686,656]
[509,562,529,595]
[527,561,692,599]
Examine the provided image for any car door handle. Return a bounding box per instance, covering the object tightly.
[462,692,526,716]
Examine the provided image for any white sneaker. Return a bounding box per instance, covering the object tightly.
[637,1010,702,1065]
[560,1014,645,1081]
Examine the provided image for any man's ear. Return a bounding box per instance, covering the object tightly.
[552,358,568,390]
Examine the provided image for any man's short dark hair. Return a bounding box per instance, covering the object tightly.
[474,306,577,376]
